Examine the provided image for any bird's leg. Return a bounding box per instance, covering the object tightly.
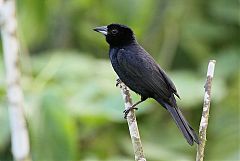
[123,96,147,119]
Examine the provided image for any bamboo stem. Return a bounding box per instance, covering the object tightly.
[0,1,31,161]
[117,79,146,161]
[196,60,216,161]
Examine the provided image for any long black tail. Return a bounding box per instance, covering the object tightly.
[156,98,199,145]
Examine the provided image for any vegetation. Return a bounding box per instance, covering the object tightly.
[0,0,239,160]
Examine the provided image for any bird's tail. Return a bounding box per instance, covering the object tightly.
[156,98,199,145]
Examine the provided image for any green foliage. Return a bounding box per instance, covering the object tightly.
[0,0,239,160]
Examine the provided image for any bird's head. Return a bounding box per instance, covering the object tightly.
[93,24,136,47]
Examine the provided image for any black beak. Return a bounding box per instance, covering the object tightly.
[93,26,108,36]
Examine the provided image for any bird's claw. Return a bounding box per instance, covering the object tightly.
[123,107,138,119]
[116,78,122,87]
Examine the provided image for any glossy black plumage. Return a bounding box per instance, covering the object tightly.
[94,23,199,145]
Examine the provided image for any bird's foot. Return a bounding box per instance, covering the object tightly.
[123,106,138,119]
[116,78,122,87]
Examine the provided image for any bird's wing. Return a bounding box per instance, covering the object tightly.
[157,66,180,99]
[117,48,179,100]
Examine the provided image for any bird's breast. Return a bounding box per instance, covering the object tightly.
[109,48,124,77]
[109,47,150,97]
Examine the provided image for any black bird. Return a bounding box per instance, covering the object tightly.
[94,23,199,145]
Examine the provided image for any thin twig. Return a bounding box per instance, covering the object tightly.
[0,1,31,161]
[117,79,146,161]
[196,60,216,161]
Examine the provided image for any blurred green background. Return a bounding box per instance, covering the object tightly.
[0,0,239,161]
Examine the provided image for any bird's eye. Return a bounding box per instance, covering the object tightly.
[111,29,118,34]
